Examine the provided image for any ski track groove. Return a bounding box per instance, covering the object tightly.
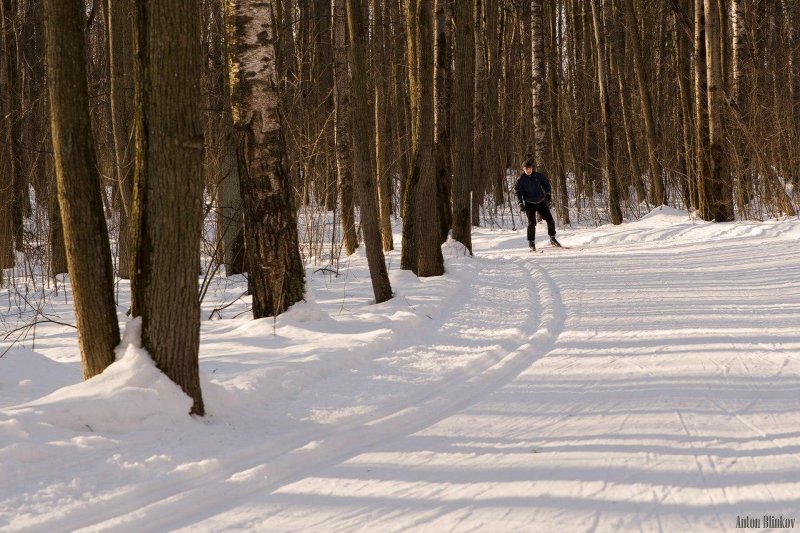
[45,258,565,533]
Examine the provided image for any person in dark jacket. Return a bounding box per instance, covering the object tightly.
[515,159,561,251]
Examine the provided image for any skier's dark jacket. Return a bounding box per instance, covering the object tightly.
[515,171,552,204]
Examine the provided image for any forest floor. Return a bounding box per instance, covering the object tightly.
[1,206,799,532]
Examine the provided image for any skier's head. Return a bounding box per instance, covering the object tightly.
[523,159,534,174]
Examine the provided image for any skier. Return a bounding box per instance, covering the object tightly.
[515,159,561,251]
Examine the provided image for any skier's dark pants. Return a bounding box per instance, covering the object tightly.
[524,202,556,242]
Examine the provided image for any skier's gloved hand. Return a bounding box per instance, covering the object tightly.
[518,201,526,212]
[545,194,552,208]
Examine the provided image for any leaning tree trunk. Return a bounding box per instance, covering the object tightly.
[131,0,206,415]
[451,0,475,251]
[590,0,622,224]
[227,0,306,318]
[346,0,393,303]
[42,0,120,379]
[332,0,358,255]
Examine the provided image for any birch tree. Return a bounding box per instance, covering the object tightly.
[227,0,306,318]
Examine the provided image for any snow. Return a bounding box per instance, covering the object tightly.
[2,208,800,531]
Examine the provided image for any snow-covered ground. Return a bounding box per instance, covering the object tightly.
[2,207,799,532]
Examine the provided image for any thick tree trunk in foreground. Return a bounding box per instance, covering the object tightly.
[131,0,205,414]
[227,0,306,317]
[42,0,120,379]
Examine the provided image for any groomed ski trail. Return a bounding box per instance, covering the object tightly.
[13,259,565,532]
[180,231,800,532]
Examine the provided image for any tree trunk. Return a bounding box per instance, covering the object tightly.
[42,0,120,379]
[547,2,570,224]
[227,0,306,318]
[590,0,623,224]
[1,0,25,251]
[131,0,206,414]
[531,0,548,168]
[373,0,394,252]
[403,0,444,277]
[434,0,453,243]
[104,0,135,279]
[451,0,474,251]
[203,0,245,276]
[0,4,13,271]
[624,0,665,205]
[346,0,393,302]
[332,0,358,255]
[703,0,733,221]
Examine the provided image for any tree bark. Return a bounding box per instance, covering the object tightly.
[624,0,665,205]
[547,2,570,224]
[451,0,474,251]
[42,0,120,379]
[403,0,444,277]
[434,0,453,243]
[1,0,25,251]
[203,0,245,276]
[590,0,623,224]
[332,0,358,255]
[531,0,548,168]
[227,0,306,318]
[131,0,205,414]
[703,0,733,221]
[373,0,394,252]
[104,0,135,278]
[346,0,393,302]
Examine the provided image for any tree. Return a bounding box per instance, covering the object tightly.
[346,0,393,302]
[403,0,444,276]
[451,0,475,250]
[203,0,245,276]
[531,0,547,170]
[130,0,206,415]
[332,0,359,255]
[226,0,306,318]
[434,0,453,243]
[590,0,622,224]
[623,0,664,206]
[104,0,135,279]
[702,0,733,222]
[42,0,120,379]
[1,0,26,253]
